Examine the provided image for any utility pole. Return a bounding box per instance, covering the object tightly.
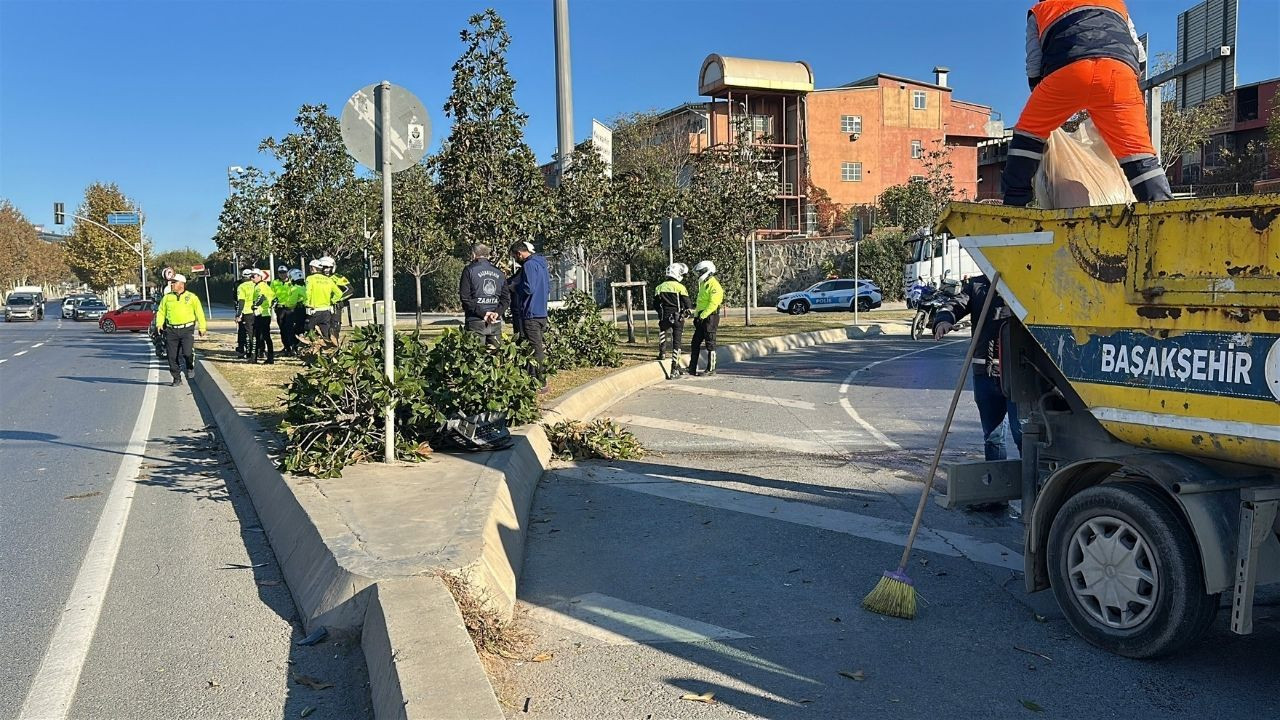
[554,0,588,294]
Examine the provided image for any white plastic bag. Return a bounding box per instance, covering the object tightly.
[1033,118,1136,209]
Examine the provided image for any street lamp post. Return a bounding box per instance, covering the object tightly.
[228,166,245,274]
[71,213,145,303]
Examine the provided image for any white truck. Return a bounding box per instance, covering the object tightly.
[903,231,980,294]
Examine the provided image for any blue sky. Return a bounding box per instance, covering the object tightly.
[1,0,1276,254]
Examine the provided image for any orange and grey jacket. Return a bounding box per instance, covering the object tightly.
[1025,0,1146,82]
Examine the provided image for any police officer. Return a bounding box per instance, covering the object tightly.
[271,264,290,346]
[324,258,351,345]
[655,263,691,377]
[304,258,341,343]
[277,269,303,355]
[248,269,276,364]
[234,267,255,357]
[933,274,1023,462]
[155,274,206,386]
[459,243,510,348]
[687,260,723,377]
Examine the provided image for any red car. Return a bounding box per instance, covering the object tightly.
[99,299,156,333]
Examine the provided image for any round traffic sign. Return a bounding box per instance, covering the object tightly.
[340,82,431,174]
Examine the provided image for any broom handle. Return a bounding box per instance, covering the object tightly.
[896,270,1003,569]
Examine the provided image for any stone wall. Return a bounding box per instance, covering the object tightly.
[755,235,857,305]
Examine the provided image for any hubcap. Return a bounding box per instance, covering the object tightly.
[1067,515,1159,629]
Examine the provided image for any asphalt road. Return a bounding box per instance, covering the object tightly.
[1,300,370,719]
[505,335,1280,719]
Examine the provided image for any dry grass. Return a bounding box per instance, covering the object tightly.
[438,571,529,661]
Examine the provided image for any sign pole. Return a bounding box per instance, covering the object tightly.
[854,239,860,326]
[139,213,147,300]
[380,80,396,464]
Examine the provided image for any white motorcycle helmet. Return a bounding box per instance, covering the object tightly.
[694,260,716,282]
[318,256,336,275]
[288,269,304,282]
[665,263,688,282]
[241,268,255,279]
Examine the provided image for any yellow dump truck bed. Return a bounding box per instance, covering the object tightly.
[938,195,1280,469]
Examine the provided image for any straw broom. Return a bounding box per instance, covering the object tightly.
[862,270,1002,619]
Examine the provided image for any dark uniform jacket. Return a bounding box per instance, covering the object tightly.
[459,259,510,320]
[933,275,1015,378]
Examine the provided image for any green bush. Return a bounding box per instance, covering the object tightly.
[545,291,621,373]
[544,419,646,461]
[281,325,541,478]
[407,328,541,429]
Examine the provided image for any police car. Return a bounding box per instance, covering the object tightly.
[776,278,882,315]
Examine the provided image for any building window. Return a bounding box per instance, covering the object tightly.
[1203,135,1232,168]
[913,90,927,110]
[910,175,926,182]
[841,114,862,134]
[911,140,923,159]
[841,162,863,182]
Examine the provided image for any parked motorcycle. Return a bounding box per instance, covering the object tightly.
[905,278,935,310]
[910,278,966,340]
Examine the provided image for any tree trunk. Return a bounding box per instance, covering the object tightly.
[624,263,636,343]
[414,272,423,333]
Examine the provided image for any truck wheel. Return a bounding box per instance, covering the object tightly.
[1047,482,1218,658]
[788,300,809,315]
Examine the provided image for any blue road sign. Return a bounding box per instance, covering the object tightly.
[106,212,140,225]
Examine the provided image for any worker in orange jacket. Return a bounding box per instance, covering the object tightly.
[1003,0,1173,206]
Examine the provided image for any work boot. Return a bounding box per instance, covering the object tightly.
[170,374,182,387]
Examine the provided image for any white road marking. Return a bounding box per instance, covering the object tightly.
[14,350,28,356]
[19,356,161,720]
[663,383,816,410]
[835,339,967,451]
[557,465,1023,571]
[612,414,837,455]
[839,397,903,451]
[525,592,750,646]
[32,342,44,348]
[0,358,7,364]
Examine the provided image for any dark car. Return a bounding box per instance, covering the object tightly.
[99,300,156,333]
[74,299,108,322]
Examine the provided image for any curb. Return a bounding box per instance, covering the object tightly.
[194,319,909,719]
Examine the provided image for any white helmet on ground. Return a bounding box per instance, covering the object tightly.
[694,260,716,282]
[288,269,304,282]
[665,263,688,282]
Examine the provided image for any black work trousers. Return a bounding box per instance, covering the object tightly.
[328,302,344,345]
[689,313,720,374]
[658,315,685,362]
[250,314,274,362]
[236,316,249,355]
[307,309,333,340]
[465,316,503,348]
[165,326,196,379]
[519,316,549,385]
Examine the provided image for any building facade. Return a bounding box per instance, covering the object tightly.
[1170,77,1279,188]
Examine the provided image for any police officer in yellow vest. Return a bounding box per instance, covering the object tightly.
[155,274,207,386]
[247,268,276,364]
[304,258,342,344]
[235,268,255,358]
[270,265,291,347]
[688,260,724,376]
[655,263,691,377]
[277,269,305,355]
[323,257,351,344]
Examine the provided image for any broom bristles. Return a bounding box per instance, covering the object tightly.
[862,569,917,619]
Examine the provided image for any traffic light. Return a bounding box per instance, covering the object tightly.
[54,202,65,225]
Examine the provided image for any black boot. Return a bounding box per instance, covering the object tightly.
[171,374,182,387]
[1121,155,1174,202]
[1001,131,1046,207]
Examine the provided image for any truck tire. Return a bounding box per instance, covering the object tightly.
[1047,482,1219,658]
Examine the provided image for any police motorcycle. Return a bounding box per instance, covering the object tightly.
[910,277,967,340]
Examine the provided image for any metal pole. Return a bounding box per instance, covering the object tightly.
[854,240,860,326]
[202,273,213,318]
[139,215,147,300]
[743,237,752,327]
[380,80,396,464]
